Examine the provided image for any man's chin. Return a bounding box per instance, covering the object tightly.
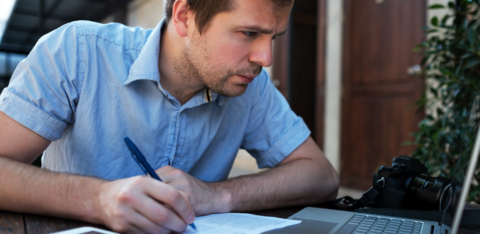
[212,84,249,97]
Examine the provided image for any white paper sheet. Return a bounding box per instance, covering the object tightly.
[53,213,301,234]
[181,213,301,234]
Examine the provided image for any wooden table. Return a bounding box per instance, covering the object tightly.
[1,207,480,234]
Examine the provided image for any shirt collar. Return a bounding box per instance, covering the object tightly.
[124,19,165,85]
[203,88,230,106]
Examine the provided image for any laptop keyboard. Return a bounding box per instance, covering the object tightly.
[337,214,424,234]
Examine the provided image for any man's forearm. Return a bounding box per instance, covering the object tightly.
[213,156,339,213]
[0,156,104,223]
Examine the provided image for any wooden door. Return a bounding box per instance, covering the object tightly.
[341,0,426,190]
[273,0,325,147]
[289,1,319,141]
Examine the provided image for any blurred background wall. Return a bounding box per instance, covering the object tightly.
[0,0,448,198]
[127,0,163,28]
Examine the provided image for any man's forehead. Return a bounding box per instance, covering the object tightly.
[231,0,294,9]
[221,0,292,31]
[226,0,293,17]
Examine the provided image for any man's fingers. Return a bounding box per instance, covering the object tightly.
[129,208,181,234]
[156,167,192,191]
[155,165,176,178]
[156,166,190,184]
[126,226,143,234]
[99,176,193,233]
[146,179,195,225]
[123,222,170,234]
[133,195,189,232]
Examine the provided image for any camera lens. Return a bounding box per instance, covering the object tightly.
[405,174,451,210]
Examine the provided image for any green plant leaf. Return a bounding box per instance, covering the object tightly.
[441,15,451,26]
[426,28,439,34]
[461,54,473,59]
[447,1,455,9]
[465,57,480,68]
[468,28,478,45]
[429,4,446,9]
[431,16,439,26]
[408,0,480,204]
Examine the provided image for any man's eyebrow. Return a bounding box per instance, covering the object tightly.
[276,30,287,36]
[235,26,287,36]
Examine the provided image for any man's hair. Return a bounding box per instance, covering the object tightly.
[164,0,293,34]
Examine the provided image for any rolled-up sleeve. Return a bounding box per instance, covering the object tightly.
[0,22,83,141]
[241,70,311,168]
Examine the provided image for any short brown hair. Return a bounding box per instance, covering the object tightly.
[164,0,294,34]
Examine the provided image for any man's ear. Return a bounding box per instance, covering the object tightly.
[172,0,191,37]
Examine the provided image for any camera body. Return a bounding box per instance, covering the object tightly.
[373,155,451,210]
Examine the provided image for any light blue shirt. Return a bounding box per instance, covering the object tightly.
[0,19,310,182]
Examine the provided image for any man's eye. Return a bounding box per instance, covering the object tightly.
[243,31,257,37]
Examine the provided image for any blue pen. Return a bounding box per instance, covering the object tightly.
[124,137,197,232]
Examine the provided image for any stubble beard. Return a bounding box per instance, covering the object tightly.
[174,32,262,97]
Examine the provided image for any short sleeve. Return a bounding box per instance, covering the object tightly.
[0,22,84,141]
[241,70,311,168]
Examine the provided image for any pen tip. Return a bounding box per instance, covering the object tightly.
[190,223,197,232]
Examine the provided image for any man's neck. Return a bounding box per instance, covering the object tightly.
[158,23,204,105]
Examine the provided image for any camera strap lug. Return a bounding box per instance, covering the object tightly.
[376,177,386,188]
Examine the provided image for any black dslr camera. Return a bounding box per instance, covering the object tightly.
[373,156,451,210]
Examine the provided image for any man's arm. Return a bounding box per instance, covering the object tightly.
[157,136,339,215]
[0,111,195,233]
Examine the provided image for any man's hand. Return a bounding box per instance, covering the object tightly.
[156,137,339,216]
[97,175,195,233]
[156,166,224,215]
[0,112,197,233]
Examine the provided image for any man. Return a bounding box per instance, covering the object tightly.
[0,0,339,233]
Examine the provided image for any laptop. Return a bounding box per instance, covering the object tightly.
[264,97,480,234]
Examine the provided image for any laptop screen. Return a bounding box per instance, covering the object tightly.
[440,95,480,229]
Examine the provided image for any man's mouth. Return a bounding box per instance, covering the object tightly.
[236,74,256,83]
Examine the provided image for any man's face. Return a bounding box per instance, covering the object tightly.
[176,0,293,97]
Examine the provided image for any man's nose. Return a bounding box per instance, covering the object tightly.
[249,38,273,68]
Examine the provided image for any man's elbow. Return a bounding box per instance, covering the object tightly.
[325,170,340,201]
[315,163,340,202]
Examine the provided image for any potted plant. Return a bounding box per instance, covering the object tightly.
[410,0,480,203]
